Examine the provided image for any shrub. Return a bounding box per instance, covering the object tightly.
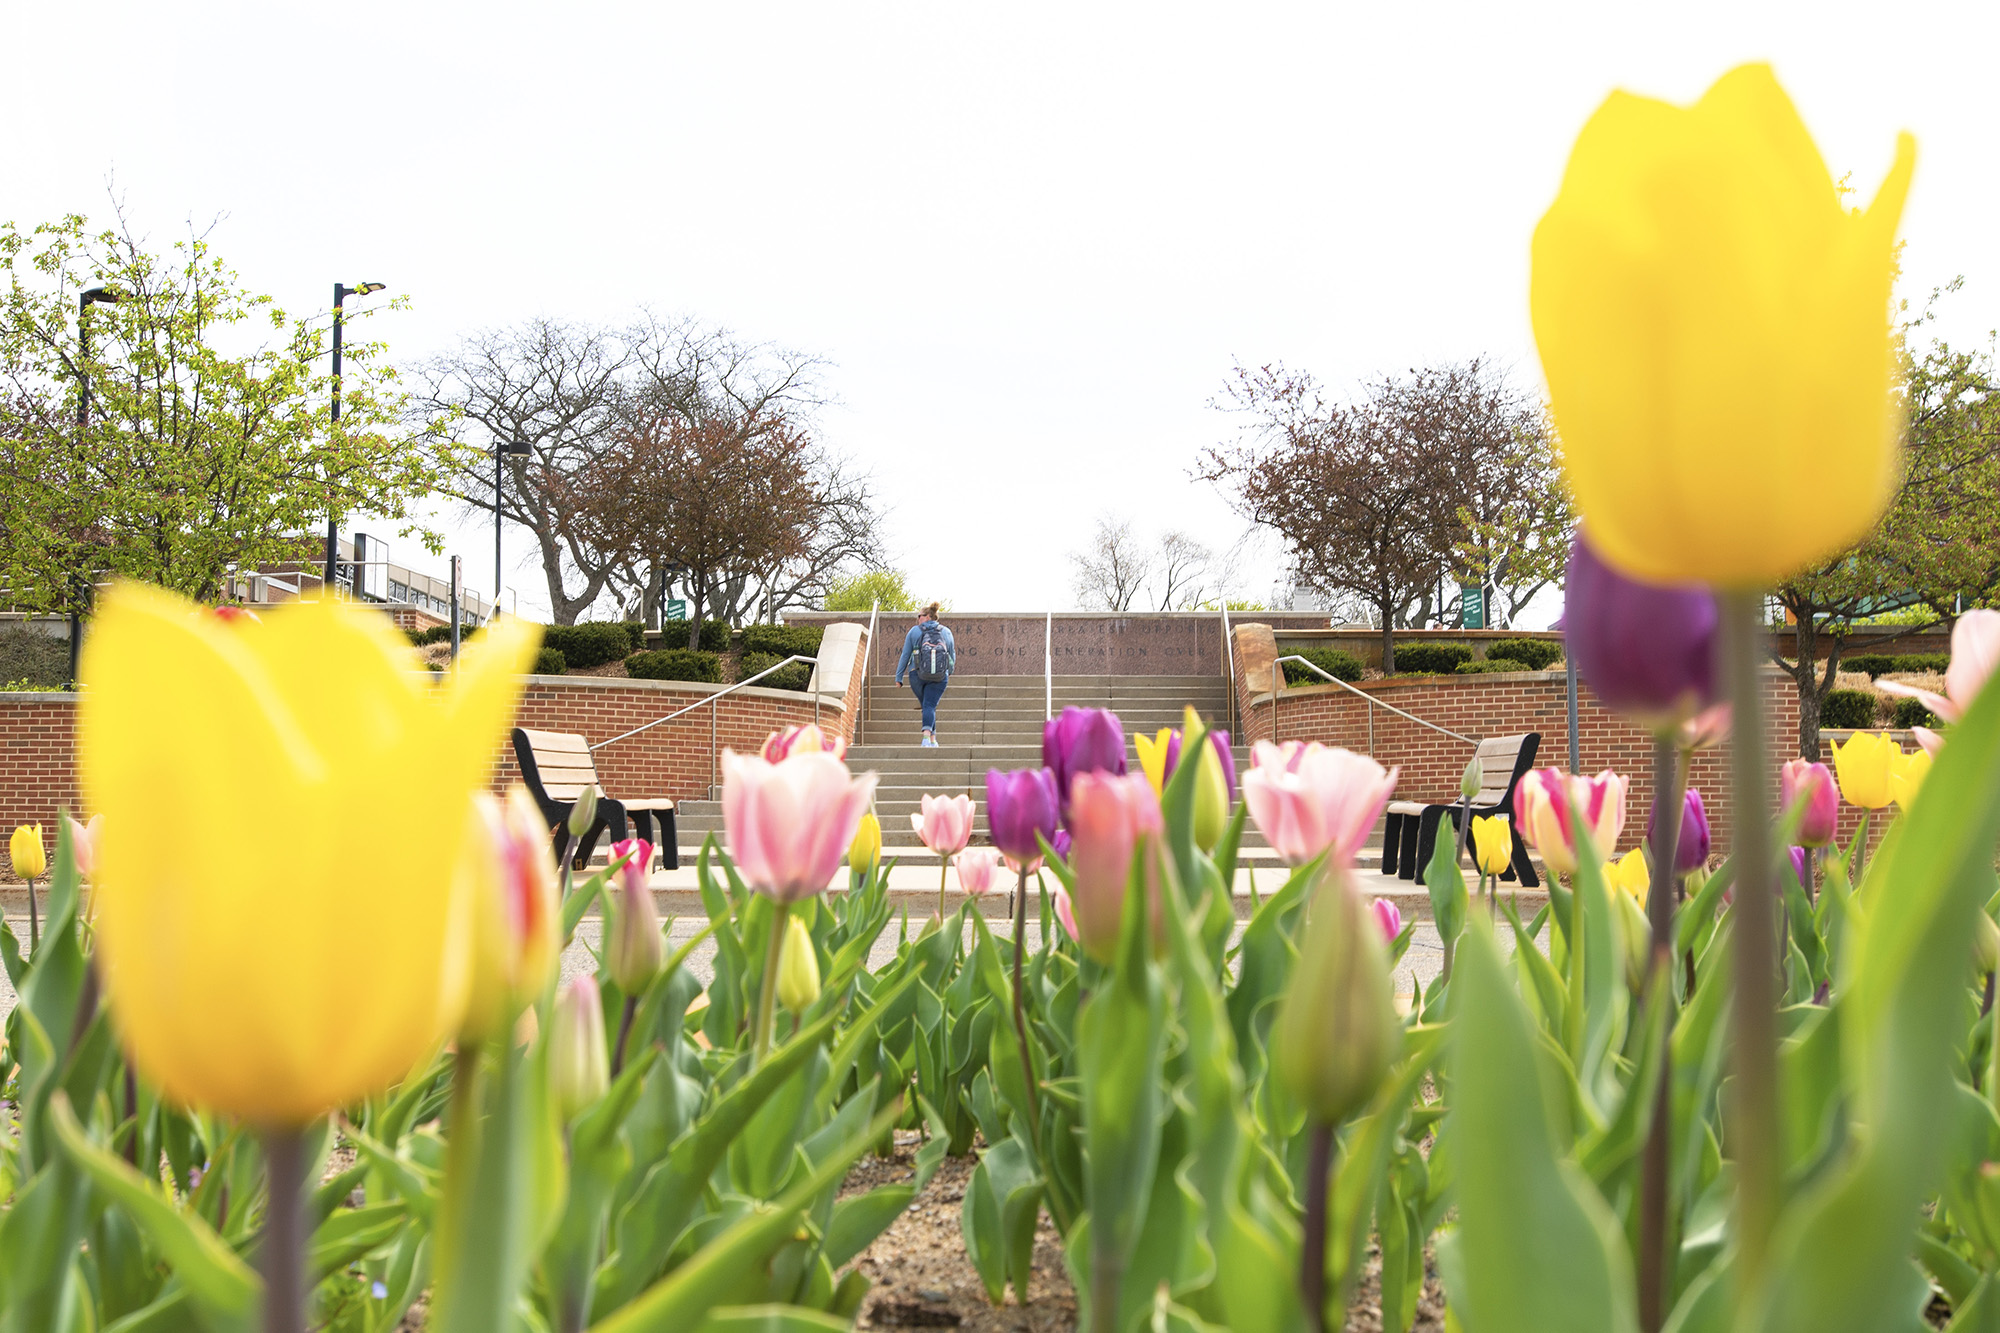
[0,626,68,689]
[542,622,635,670]
[1842,653,1895,678]
[1458,658,1531,674]
[657,618,733,653]
[1394,642,1475,675]
[626,648,722,683]
[620,621,647,652]
[1281,647,1364,685]
[1820,688,1878,729]
[1484,637,1562,670]
[1891,652,1950,675]
[1890,696,1940,730]
[740,623,824,658]
[532,647,567,675]
[740,651,812,691]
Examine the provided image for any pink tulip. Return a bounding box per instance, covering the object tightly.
[1371,897,1403,944]
[761,723,848,764]
[911,793,975,858]
[722,748,878,902]
[65,813,103,879]
[1779,759,1838,848]
[955,846,1004,897]
[1053,887,1080,943]
[1880,609,2000,755]
[1240,740,1399,869]
[1513,768,1628,876]
[609,837,653,896]
[1067,771,1164,961]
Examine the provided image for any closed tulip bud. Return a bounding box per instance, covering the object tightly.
[848,811,882,876]
[1470,814,1513,877]
[567,784,599,838]
[1563,533,1718,730]
[1891,745,1932,812]
[1460,754,1483,801]
[723,749,878,902]
[1371,897,1403,945]
[607,839,662,994]
[1781,759,1839,848]
[776,915,821,1013]
[463,786,564,1042]
[1831,731,1899,811]
[984,768,1060,871]
[1042,706,1127,816]
[1614,889,1651,992]
[1647,787,1711,875]
[1134,729,1180,796]
[1606,846,1650,906]
[1274,877,1401,1125]
[1975,914,2000,976]
[1513,768,1628,877]
[9,824,46,881]
[954,846,1003,897]
[1068,770,1164,962]
[550,976,610,1121]
[1190,739,1231,855]
[1532,64,1914,587]
[762,723,847,763]
[1241,740,1399,869]
[1788,846,1810,892]
[65,813,103,880]
[911,793,975,858]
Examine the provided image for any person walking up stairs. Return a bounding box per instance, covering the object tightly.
[895,603,955,747]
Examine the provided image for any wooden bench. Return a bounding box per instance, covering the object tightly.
[510,728,681,873]
[1381,732,1539,887]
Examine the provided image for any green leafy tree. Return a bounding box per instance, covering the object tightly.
[0,211,454,612]
[823,567,915,612]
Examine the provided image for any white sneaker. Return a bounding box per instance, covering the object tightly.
[922,733,938,748]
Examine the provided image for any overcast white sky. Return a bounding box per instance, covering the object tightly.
[6,2,1994,625]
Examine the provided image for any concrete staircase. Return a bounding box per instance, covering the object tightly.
[671,673,1299,864]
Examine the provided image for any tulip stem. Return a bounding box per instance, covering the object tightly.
[612,995,638,1079]
[1010,867,1044,1160]
[1637,736,1684,1333]
[26,875,38,952]
[939,854,950,924]
[260,1125,308,1333]
[1719,588,1780,1308]
[753,900,790,1067]
[1299,1120,1334,1333]
[124,1064,140,1167]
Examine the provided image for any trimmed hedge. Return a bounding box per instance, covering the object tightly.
[542,622,636,670]
[1843,653,1895,678]
[1282,647,1364,685]
[0,627,68,689]
[740,623,824,658]
[741,651,812,691]
[626,648,722,683]
[1484,637,1562,670]
[657,618,733,653]
[532,647,567,676]
[1458,658,1530,674]
[1394,642,1475,675]
[1820,688,1878,730]
[1891,652,1949,675]
[1891,696,1940,730]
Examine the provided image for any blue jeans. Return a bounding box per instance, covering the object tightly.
[908,676,947,731]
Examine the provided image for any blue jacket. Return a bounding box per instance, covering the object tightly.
[896,622,956,684]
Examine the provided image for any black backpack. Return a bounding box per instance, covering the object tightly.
[915,622,950,683]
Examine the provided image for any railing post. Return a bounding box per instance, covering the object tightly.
[1044,611,1053,722]
[710,691,718,798]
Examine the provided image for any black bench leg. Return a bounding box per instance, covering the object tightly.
[1381,813,1403,876]
[1508,825,1540,889]
[659,808,680,871]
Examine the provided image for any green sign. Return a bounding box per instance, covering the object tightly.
[665,599,688,619]
[1459,584,1486,630]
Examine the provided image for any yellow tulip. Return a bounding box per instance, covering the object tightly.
[848,810,882,875]
[1831,731,1899,811]
[79,583,538,1125]
[9,823,46,881]
[1134,729,1175,796]
[1605,847,1651,906]
[1531,63,1915,587]
[1470,814,1513,877]
[1890,745,1932,812]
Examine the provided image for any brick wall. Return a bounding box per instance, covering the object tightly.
[1230,623,1888,859]
[1,673,851,833]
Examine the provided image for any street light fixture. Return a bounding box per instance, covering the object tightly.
[68,285,124,687]
[323,281,387,593]
[492,440,531,621]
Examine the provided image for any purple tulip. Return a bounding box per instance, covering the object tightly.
[1788,845,1810,891]
[1647,786,1711,874]
[1043,707,1127,814]
[1156,728,1235,795]
[985,768,1061,869]
[1050,829,1072,862]
[1564,531,1718,731]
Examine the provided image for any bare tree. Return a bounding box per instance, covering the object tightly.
[1071,515,1154,611]
[1153,531,1211,610]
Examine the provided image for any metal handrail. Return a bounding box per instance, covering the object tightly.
[590,650,823,748]
[1044,611,1053,722]
[1269,653,1478,750]
[1221,605,1236,735]
[863,598,879,740]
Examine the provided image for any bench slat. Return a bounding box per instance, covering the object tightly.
[520,729,592,754]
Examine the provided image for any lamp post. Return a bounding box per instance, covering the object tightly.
[69,285,123,687]
[323,281,387,594]
[492,440,531,621]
